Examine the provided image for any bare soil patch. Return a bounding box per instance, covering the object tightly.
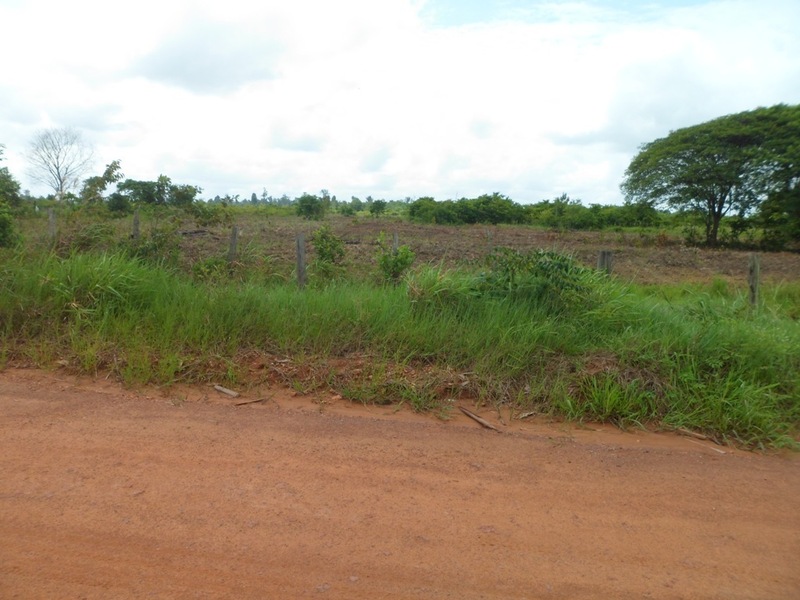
[247,217,800,283]
[2,368,799,599]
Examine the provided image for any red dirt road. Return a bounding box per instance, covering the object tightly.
[1,369,798,599]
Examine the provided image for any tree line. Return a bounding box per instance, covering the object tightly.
[2,103,798,249]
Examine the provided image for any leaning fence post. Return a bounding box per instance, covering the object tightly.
[748,253,760,308]
[132,209,140,240]
[227,225,239,263]
[47,208,57,245]
[597,250,613,274]
[296,233,306,289]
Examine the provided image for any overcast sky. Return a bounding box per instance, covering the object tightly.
[1,0,798,204]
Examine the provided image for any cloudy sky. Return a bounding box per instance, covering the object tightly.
[1,0,798,204]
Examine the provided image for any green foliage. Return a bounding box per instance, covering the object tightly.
[622,104,800,246]
[477,248,605,314]
[107,192,133,214]
[408,193,526,225]
[117,175,201,207]
[408,197,460,224]
[0,199,17,247]
[80,160,123,204]
[169,183,201,207]
[525,194,664,230]
[376,232,415,283]
[311,224,346,280]
[408,193,665,230]
[369,199,387,217]
[187,201,232,227]
[0,145,22,208]
[296,193,327,220]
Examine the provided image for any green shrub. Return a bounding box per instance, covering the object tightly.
[311,224,346,280]
[376,232,415,283]
[476,248,605,314]
[188,201,232,227]
[296,194,327,220]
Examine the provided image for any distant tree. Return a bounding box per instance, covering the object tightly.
[118,179,159,204]
[369,199,387,217]
[251,192,258,204]
[622,104,800,245]
[296,193,326,220]
[117,175,200,207]
[80,160,123,204]
[169,184,201,207]
[0,145,22,207]
[26,127,94,201]
[408,197,460,224]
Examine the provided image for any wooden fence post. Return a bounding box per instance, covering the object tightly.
[748,253,760,308]
[296,233,306,289]
[47,208,56,244]
[132,209,140,240]
[597,250,613,274]
[485,228,494,255]
[227,225,239,263]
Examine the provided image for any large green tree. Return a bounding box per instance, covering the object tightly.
[621,104,800,245]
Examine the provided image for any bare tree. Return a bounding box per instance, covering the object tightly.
[27,127,94,200]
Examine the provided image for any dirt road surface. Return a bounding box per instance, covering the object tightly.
[1,368,798,599]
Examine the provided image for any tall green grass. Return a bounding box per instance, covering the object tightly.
[1,248,798,448]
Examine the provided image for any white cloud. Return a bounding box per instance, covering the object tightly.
[1,0,798,203]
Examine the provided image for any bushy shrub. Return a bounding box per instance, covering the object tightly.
[376,232,415,283]
[409,248,608,317]
[311,224,346,280]
[477,248,604,312]
[296,194,327,220]
[188,201,232,227]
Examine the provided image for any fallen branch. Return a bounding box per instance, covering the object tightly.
[459,406,500,432]
[676,427,709,441]
[234,397,269,406]
[213,385,240,398]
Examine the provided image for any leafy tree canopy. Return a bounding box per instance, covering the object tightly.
[118,175,201,206]
[296,193,327,220]
[80,160,123,204]
[621,104,800,245]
